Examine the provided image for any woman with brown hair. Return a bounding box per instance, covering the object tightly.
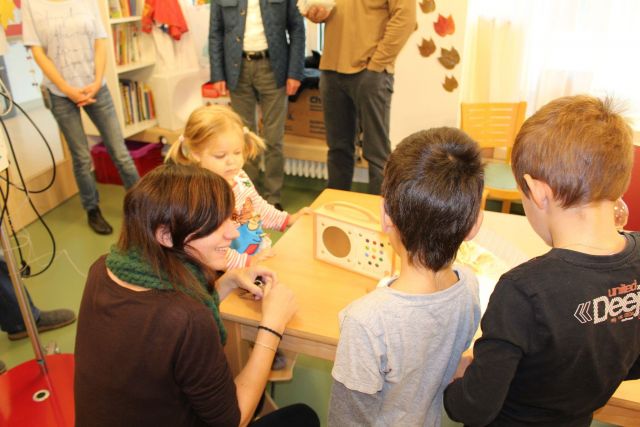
[74,163,318,426]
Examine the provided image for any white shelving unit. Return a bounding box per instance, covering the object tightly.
[82,0,157,139]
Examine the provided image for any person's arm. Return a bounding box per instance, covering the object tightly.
[626,356,640,380]
[174,307,241,426]
[225,248,251,270]
[214,264,278,301]
[443,278,532,426]
[328,380,381,426]
[209,2,227,94]
[367,0,417,72]
[30,47,92,105]
[79,37,108,103]
[233,279,297,426]
[285,0,305,95]
[329,312,385,425]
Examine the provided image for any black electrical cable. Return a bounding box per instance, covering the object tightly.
[0,91,57,193]
[0,107,57,277]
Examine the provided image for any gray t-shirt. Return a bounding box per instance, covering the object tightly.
[21,0,107,97]
[329,265,481,427]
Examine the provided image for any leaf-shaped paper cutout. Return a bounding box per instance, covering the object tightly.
[443,75,458,92]
[434,14,455,37]
[420,0,435,14]
[438,46,460,69]
[418,38,436,57]
[0,0,16,29]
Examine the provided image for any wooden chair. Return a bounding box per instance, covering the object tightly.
[461,102,527,213]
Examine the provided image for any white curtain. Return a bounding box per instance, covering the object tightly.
[462,0,640,127]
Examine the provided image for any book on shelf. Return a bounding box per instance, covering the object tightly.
[119,79,156,125]
[113,23,142,66]
[118,0,131,17]
[108,0,122,18]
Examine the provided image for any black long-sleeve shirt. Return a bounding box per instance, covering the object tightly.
[444,232,640,427]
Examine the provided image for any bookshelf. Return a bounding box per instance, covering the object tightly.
[82,0,157,139]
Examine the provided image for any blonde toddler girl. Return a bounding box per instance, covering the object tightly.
[167,105,311,268]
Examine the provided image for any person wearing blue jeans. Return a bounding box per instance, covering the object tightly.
[22,0,140,235]
[0,259,76,374]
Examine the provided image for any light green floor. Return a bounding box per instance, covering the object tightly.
[0,176,616,427]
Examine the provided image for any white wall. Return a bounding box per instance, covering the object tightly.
[390,0,468,145]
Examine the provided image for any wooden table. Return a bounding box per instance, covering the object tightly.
[220,189,640,426]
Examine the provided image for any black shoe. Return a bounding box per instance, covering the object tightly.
[88,207,113,235]
[8,309,76,341]
[0,360,6,374]
[273,203,284,211]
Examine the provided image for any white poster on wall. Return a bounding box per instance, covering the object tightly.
[390,0,468,146]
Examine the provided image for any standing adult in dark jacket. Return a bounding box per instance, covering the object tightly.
[209,0,305,209]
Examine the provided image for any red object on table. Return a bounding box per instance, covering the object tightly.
[623,145,640,231]
[0,354,75,426]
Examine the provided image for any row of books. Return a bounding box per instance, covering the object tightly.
[108,0,138,18]
[112,23,143,66]
[119,80,156,126]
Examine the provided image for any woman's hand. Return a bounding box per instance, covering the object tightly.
[260,280,297,334]
[81,81,102,101]
[288,206,312,226]
[216,265,277,301]
[65,86,95,107]
[251,247,276,265]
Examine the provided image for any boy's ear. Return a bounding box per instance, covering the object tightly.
[155,225,174,248]
[464,209,483,241]
[380,199,394,234]
[523,174,553,210]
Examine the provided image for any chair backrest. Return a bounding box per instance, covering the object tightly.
[460,102,527,161]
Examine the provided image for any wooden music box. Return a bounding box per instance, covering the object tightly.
[313,202,396,279]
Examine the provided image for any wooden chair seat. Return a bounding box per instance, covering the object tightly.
[461,102,527,213]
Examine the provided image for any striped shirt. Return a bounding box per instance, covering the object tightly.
[225,171,289,268]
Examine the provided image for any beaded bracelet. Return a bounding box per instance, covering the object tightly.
[257,325,283,340]
[253,341,277,352]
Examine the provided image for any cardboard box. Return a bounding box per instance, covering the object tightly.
[285,89,325,139]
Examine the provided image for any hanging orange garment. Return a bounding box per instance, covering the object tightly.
[141,0,189,41]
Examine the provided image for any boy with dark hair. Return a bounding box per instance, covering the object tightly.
[444,95,640,426]
[328,127,485,426]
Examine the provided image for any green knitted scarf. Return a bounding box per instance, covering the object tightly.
[105,245,226,344]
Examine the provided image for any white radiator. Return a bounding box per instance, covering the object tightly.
[283,158,369,183]
[284,158,328,179]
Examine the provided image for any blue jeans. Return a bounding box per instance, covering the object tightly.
[50,85,139,211]
[320,70,394,195]
[0,260,39,334]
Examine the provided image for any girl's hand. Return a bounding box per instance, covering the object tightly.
[288,207,312,226]
[260,280,297,333]
[252,247,276,265]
